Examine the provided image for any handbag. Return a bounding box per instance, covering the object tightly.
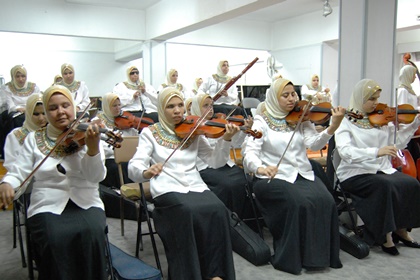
[229,210,271,266]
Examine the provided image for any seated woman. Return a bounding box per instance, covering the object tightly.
[300,74,331,105]
[335,79,420,256]
[4,93,47,168]
[190,93,253,219]
[242,78,345,274]
[128,87,237,279]
[156,68,186,96]
[0,85,108,279]
[93,92,138,189]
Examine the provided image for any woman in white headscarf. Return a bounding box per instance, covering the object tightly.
[156,68,185,95]
[242,78,345,274]
[128,87,237,280]
[4,93,47,168]
[301,74,331,104]
[190,93,253,219]
[0,85,108,279]
[200,60,243,116]
[335,79,420,256]
[113,65,159,122]
[397,64,418,109]
[56,63,91,113]
[93,92,137,190]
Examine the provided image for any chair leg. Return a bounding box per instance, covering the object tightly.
[139,185,162,277]
[13,201,17,249]
[16,206,27,268]
[244,182,264,239]
[104,225,115,280]
[120,196,124,236]
[135,202,144,258]
[24,195,34,280]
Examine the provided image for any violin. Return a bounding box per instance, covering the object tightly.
[58,119,123,154]
[368,103,419,127]
[214,113,246,126]
[391,149,417,179]
[114,111,154,130]
[174,115,262,139]
[286,101,363,125]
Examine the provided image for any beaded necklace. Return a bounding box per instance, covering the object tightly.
[13,127,30,145]
[6,82,37,96]
[150,123,195,150]
[262,111,296,132]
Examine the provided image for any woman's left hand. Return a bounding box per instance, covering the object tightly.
[243,116,253,130]
[223,123,240,141]
[85,123,101,156]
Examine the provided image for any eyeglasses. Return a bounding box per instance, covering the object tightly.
[130,71,139,75]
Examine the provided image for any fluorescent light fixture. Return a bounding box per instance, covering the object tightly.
[323,0,333,17]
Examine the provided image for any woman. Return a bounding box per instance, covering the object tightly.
[0,85,108,279]
[200,60,243,116]
[94,92,138,189]
[113,66,159,122]
[56,63,91,113]
[335,79,420,256]
[301,74,331,105]
[191,93,253,219]
[242,78,344,274]
[397,64,418,109]
[4,93,47,168]
[156,68,185,95]
[3,65,41,126]
[397,64,420,164]
[128,87,237,280]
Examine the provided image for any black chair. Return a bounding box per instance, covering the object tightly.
[242,171,265,239]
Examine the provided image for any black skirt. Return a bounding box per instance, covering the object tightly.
[199,164,251,218]
[27,200,107,280]
[341,171,420,245]
[153,190,235,280]
[254,175,342,275]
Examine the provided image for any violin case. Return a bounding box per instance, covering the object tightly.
[228,210,271,266]
[339,224,370,259]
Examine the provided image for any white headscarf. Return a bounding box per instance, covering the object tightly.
[23,93,44,131]
[190,93,212,117]
[60,63,76,87]
[157,87,184,135]
[399,65,417,95]
[265,78,293,119]
[349,79,382,114]
[213,60,231,83]
[43,85,76,140]
[102,92,119,120]
[126,66,141,86]
[166,69,178,86]
[10,65,27,89]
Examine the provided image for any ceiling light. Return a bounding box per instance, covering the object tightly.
[323,0,333,17]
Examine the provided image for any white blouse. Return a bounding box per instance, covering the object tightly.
[128,126,231,199]
[1,129,106,218]
[200,77,239,105]
[3,83,40,112]
[300,84,331,104]
[3,127,28,170]
[113,82,158,113]
[397,87,419,110]
[71,81,91,111]
[243,115,332,183]
[334,117,420,182]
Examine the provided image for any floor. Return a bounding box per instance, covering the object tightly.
[2,209,420,280]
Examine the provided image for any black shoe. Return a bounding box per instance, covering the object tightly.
[381,245,399,256]
[392,232,420,248]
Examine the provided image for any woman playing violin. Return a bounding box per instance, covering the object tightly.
[335,79,420,256]
[242,78,345,274]
[128,87,237,280]
[0,85,108,279]
[191,93,254,219]
[93,92,138,189]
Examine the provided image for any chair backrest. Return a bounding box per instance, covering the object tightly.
[331,148,341,171]
[114,136,139,164]
[242,97,261,109]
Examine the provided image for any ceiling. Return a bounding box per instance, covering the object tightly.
[65,0,337,23]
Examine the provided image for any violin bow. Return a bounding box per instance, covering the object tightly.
[267,98,312,183]
[154,58,260,175]
[136,81,147,132]
[13,101,94,201]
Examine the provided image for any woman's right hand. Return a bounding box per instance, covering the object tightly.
[0,182,15,209]
[257,166,278,178]
[377,146,398,158]
[143,163,163,179]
